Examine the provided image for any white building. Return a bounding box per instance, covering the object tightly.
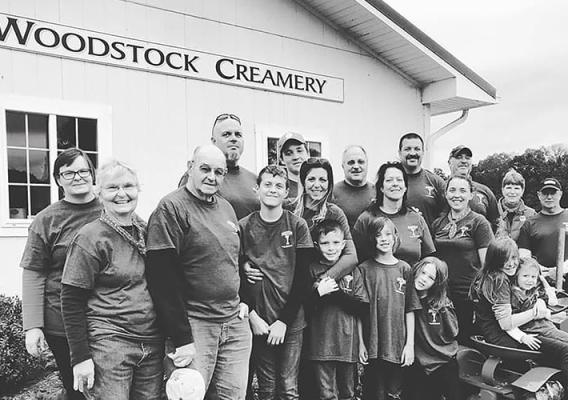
[0,0,496,295]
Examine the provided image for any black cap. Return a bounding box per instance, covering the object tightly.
[540,177,562,192]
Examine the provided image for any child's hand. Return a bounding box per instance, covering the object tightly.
[267,320,287,346]
[249,311,269,336]
[359,342,368,365]
[546,287,559,307]
[317,277,339,296]
[401,343,414,367]
[520,334,541,350]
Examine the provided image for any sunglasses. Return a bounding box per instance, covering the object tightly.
[214,113,241,124]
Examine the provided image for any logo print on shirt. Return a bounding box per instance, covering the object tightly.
[519,216,526,222]
[281,231,293,248]
[227,221,238,233]
[425,185,435,198]
[475,192,486,204]
[408,225,420,238]
[395,277,406,294]
[428,309,440,325]
[457,226,470,238]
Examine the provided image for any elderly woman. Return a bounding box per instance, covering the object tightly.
[432,175,494,344]
[495,168,536,241]
[353,161,435,266]
[61,160,162,399]
[21,148,100,400]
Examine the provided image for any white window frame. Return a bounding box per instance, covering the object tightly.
[254,123,329,170]
[0,94,112,237]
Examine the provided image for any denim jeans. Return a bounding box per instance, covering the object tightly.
[312,361,356,400]
[252,328,303,400]
[45,334,85,400]
[362,359,402,400]
[188,315,252,400]
[88,335,164,400]
[536,325,568,385]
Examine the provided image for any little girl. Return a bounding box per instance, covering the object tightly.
[407,256,460,400]
[352,217,421,400]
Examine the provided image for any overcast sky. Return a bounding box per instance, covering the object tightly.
[387,0,568,172]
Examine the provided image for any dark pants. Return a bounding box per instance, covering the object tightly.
[253,329,303,400]
[362,359,402,400]
[404,358,461,400]
[45,334,85,400]
[452,298,477,346]
[536,326,568,385]
[313,361,356,400]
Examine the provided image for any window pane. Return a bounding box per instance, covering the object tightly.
[78,118,97,151]
[86,152,98,169]
[57,116,76,149]
[30,186,51,216]
[29,150,50,184]
[9,185,28,219]
[8,148,27,183]
[6,110,26,147]
[28,113,49,148]
[308,141,321,158]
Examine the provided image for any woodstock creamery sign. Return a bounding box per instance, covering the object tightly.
[0,14,344,102]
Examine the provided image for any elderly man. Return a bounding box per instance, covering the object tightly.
[277,132,309,199]
[333,145,375,228]
[147,145,252,400]
[448,145,499,230]
[518,178,568,277]
[179,113,259,219]
[398,133,446,228]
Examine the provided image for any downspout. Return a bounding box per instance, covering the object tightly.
[423,108,469,169]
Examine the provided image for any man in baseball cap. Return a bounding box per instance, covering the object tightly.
[519,177,568,287]
[448,145,499,230]
[277,132,309,199]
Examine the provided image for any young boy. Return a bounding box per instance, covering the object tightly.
[239,165,313,399]
[307,219,362,400]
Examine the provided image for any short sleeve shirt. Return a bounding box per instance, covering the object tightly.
[470,181,499,230]
[146,187,241,322]
[219,166,259,220]
[62,219,160,340]
[517,209,568,267]
[406,169,446,228]
[432,210,494,299]
[352,259,421,363]
[20,198,102,335]
[353,207,435,266]
[239,210,312,331]
[332,181,375,229]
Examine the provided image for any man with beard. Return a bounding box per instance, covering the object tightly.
[448,145,499,231]
[398,133,446,228]
[178,113,259,219]
[333,145,375,229]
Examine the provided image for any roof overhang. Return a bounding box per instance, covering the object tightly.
[295,0,497,115]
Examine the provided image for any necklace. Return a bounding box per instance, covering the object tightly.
[99,211,147,256]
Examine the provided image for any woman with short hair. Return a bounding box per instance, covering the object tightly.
[61,160,162,399]
[495,168,536,241]
[21,148,100,400]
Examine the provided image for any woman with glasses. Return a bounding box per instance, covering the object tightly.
[353,161,435,266]
[61,160,162,399]
[21,148,100,400]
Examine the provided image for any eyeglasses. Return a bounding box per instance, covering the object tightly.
[198,164,227,177]
[102,184,139,195]
[214,113,241,124]
[59,169,92,180]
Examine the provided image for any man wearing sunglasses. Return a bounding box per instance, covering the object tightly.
[179,113,259,219]
[518,177,568,288]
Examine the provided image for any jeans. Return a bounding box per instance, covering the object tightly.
[45,334,85,400]
[188,315,252,400]
[362,359,402,400]
[536,326,568,385]
[313,361,356,400]
[253,328,303,400]
[88,335,164,400]
[404,358,461,400]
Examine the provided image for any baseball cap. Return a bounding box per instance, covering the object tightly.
[166,368,206,400]
[277,132,306,157]
[449,145,473,159]
[540,177,562,192]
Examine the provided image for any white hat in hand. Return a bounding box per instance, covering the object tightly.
[166,368,205,400]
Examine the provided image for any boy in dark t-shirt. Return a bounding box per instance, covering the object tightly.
[239,165,313,399]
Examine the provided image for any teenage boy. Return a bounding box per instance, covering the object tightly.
[307,219,362,400]
[239,165,314,399]
[277,132,309,199]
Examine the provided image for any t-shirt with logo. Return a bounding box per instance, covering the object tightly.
[219,166,259,220]
[239,210,313,332]
[470,181,499,230]
[414,298,459,374]
[352,259,421,363]
[353,206,435,266]
[406,169,446,229]
[147,187,241,322]
[517,209,568,268]
[431,210,494,299]
[332,180,375,229]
